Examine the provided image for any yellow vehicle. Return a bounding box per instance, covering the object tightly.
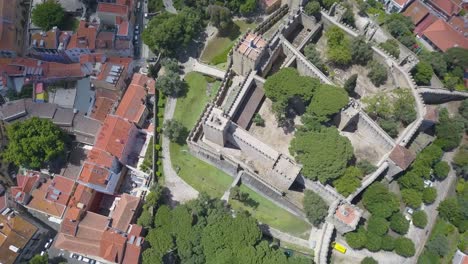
[332,242,347,254]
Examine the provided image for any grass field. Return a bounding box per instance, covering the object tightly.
[229,185,312,238]
[169,72,231,198]
[200,20,257,66]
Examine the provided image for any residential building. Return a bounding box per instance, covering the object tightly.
[29,27,73,63]
[115,75,151,126]
[66,20,99,62]
[0,213,38,264]
[383,0,414,13]
[402,0,430,26]
[78,148,124,194]
[94,114,140,165]
[81,54,132,93]
[426,0,462,19]
[421,17,468,51]
[0,0,28,58]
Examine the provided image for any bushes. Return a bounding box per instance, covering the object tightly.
[390,212,410,235]
[344,74,358,95]
[361,257,378,264]
[367,60,388,86]
[325,26,352,66]
[394,237,415,257]
[412,210,428,228]
[367,216,389,236]
[381,235,395,251]
[423,187,437,204]
[412,62,433,86]
[379,39,400,58]
[433,161,450,180]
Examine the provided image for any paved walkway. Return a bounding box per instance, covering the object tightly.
[162,97,199,206]
[163,0,177,14]
[189,58,226,79]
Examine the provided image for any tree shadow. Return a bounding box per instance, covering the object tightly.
[218,22,241,40]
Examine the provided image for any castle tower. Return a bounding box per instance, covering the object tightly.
[203,107,230,147]
[232,31,268,76]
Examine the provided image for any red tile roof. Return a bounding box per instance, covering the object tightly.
[94,115,137,161]
[414,13,438,36]
[64,184,96,221]
[67,20,97,50]
[96,31,114,49]
[131,73,156,95]
[403,0,430,25]
[428,0,462,17]
[422,18,468,51]
[91,96,116,122]
[110,194,140,231]
[11,171,40,204]
[86,148,115,168]
[31,29,58,49]
[389,145,416,170]
[115,84,147,124]
[99,230,127,263]
[335,204,359,225]
[79,162,112,188]
[97,3,128,17]
[0,0,19,53]
[27,175,76,218]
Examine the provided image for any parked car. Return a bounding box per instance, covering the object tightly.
[71,253,80,259]
[44,242,50,249]
[82,257,90,263]
[405,207,414,215]
[40,251,45,256]
[424,179,434,188]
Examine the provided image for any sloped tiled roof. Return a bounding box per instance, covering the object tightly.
[389,145,416,170]
[422,18,468,51]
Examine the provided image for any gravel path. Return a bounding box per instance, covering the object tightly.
[162,97,199,206]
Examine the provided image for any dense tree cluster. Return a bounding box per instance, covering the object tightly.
[434,108,464,151]
[438,189,468,233]
[367,60,388,87]
[453,144,468,178]
[379,39,400,58]
[419,48,468,91]
[143,9,204,55]
[207,5,232,32]
[390,212,410,235]
[305,84,349,122]
[412,61,433,86]
[304,43,328,75]
[142,194,310,264]
[333,166,363,196]
[264,68,319,122]
[290,127,353,183]
[3,117,67,169]
[325,26,352,66]
[412,210,427,228]
[156,60,187,97]
[304,1,321,20]
[362,89,416,137]
[362,183,399,219]
[31,0,65,31]
[351,37,373,66]
[394,237,415,257]
[383,13,416,49]
[303,190,329,226]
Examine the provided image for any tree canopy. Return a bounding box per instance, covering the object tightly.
[143,194,310,264]
[29,254,48,264]
[345,229,367,249]
[333,166,363,196]
[306,84,349,122]
[304,1,321,20]
[390,212,410,235]
[401,188,422,209]
[426,234,449,257]
[264,68,319,120]
[367,60,388,87]
[435,108,464,151]
[31,0,65,30]
[325,26,352,66]
[412,61,433,86]
[142,9,204,55]
[304,44,328,75]
[379,39,400,58]
[361,257,378,264]
[422,187,437,204]
[394,237,415,257]
[303,190,328,226]
[412,210,427,228]
[362,183,399,219]
[163,119,188,144]
[367,216,389,236]
[351,37,373,66]
[3,117,67,169]
[290,127,353,183]
[207,5,232,32]
[344,74,358,95]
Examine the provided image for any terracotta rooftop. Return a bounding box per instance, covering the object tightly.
[31,29,58,49]
[422,18,468,51]
[94,115,137,161]
[122,225,144,264]
[131,73,156,95]
[334,203,360,226]
[389,145,416,170]
[110,194,140,232]
[78,162,113,188]
[99,229,127,263]
[0,214,38,264]
[65,184,96,221]
[414,14,438,36]
[236,32,267,60]
[91,96,116,122]
[403,0,430,25]
[11,171,40,204]
[27,175,76,218]
[87,148,116,168]
[427,0,462,17]
[96,31,114,49]
[97,2,128,17]
[115,83,147,124]
[424,105,439,122]
[67,20,97,50]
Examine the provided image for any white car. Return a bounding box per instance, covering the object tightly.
[44,242,50,249]
[40,251,45,256]
[424,180,434,188]
[405,207,414,215]
[82,257,90,263]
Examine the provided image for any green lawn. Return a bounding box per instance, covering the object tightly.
[169,72,231,198]
[200,20,257,66]
[229,185,312,238]
[418,218,461,264]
